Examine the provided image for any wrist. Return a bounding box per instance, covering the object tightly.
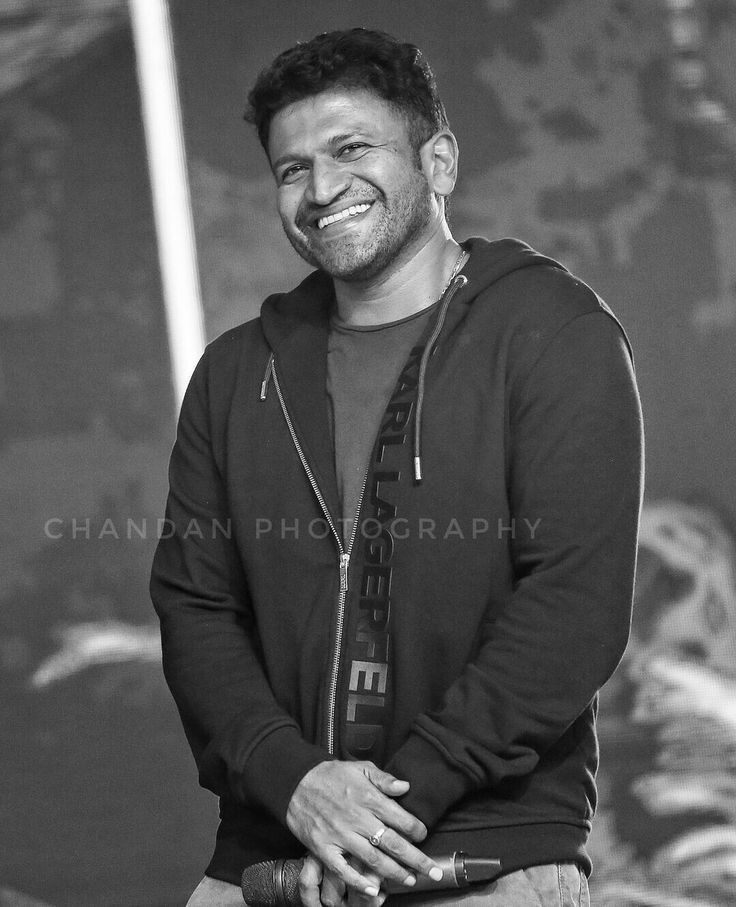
[286,759,332,834]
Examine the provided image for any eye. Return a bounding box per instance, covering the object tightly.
[279,163,307,185]
[337,142,369,160]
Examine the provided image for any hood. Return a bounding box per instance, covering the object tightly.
[460,236,567,294]
[259,237,567,349]
[258,237,570,486]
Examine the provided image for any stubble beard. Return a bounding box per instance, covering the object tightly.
[283,170,435,282]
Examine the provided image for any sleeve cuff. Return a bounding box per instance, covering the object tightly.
[385,732,475,829]
[239,724,332,823]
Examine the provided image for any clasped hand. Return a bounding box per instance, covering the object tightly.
[286,760,442,906]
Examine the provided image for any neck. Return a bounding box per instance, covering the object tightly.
[333,223,462,326]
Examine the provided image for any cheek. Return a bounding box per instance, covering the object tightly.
[276,189,301,229]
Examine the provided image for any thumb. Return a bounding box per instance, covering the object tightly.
[298,853,325,907]
[301,852,323,885]
[363,765,410,796]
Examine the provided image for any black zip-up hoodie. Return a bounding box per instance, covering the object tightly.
[150,238,643,883]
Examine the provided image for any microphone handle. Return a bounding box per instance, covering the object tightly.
[388,852,462,893]
[244,853,502,906]
[387,852,502,893]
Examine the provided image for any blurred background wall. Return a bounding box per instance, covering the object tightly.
[1,1,736,905]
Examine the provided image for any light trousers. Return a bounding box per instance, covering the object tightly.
[186,862,589,906]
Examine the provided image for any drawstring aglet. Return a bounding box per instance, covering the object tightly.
[414,456,422,483]
[260,353,274,401]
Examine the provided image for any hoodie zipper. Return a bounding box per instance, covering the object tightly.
[264,260,467,753]
[270,360,368,755]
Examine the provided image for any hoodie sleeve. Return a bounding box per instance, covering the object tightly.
[385,308,643,828]
[150,345,329,822]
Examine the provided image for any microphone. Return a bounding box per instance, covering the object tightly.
[241,852,502,906]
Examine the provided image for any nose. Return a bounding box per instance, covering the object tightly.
[306,157,351,206]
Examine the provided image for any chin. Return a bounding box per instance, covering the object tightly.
[286,225,402,280]
[303,244,382,281]
[321,257,386,282]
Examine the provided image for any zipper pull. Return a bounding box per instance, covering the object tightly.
[339,553,349,593]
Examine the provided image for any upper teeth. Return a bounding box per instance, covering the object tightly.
[317,204,371,230]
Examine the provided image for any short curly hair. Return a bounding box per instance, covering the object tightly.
[245,28,449,155]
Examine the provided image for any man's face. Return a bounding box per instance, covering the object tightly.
[267,89,440,281]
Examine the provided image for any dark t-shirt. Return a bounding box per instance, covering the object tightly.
[326,301,440,544]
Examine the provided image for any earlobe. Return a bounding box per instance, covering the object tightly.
[421,131,459,197]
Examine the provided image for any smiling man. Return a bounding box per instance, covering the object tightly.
[270,90,451,294]
[151,28,643,907]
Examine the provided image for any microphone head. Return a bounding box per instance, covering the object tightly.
[241,858,302,907]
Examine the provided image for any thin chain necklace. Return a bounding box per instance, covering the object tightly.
[441,246,468,299]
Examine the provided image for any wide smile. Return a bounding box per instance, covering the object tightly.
[316,202,372,231]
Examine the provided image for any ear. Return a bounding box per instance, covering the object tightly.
[419,130,459,197]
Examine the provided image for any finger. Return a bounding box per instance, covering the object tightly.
[352,828,443,887]
[352,842,417,889]
[346,865,386,907]
[320,867,347,907]
[362,764,410,797]
[348,889,387,907]
[299,853,324,907]
[370,795,427,844]
[324,852,382,899]
[376,827,446,883]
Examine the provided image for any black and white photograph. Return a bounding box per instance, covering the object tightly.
[1,2,735,905]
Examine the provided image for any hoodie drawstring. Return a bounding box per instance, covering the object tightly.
[261,270,467,481]
[413,274,468,482]
[260,352,274,400]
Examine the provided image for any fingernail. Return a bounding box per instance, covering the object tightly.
[403,875,416,887]
[429,867,444,881]
[365,886,380,897]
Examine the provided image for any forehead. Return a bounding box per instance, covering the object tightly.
[267,88,411,160]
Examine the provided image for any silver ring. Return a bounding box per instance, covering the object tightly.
[369,827,387,847]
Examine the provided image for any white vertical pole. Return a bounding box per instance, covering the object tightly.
[128,0,206,410]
